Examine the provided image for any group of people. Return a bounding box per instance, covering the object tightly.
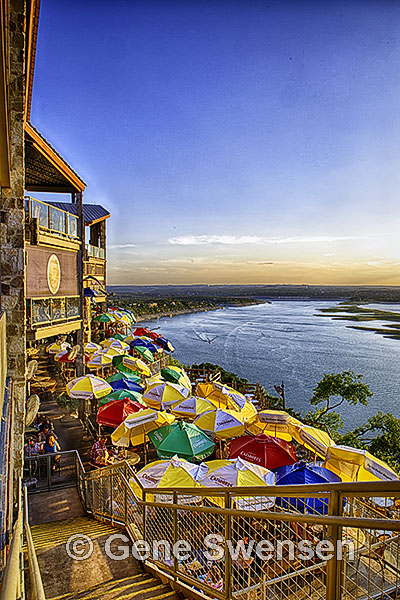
[24,414,61,471]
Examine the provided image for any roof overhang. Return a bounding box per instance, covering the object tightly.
[25,121,86,193]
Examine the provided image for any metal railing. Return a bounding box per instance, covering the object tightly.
[24,450,86,495]
[84,460,400,600]
[86,244,105,260]
[25,196,79,240]
[0,481,46,600]
[27,296,81,329]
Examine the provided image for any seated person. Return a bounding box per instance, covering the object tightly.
[24,437,41,457]
[90,435,111,466]
[41,433,61,472]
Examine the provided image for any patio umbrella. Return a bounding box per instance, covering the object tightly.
[161,366,191,390]
[153,336,175,353]
[289,419,334,459]
[197,458,275,510]
[196,382,256,423]
[274,463,341,514]
[148,421,215,461]
[93,313,115,323]
[84,341,102,354]
[54,350,72,362]
[111,408,175,447]
[143,381,190,409]
[112,333,126,341]
[100,337,117,347]
[47,341,71,354]
[170,396,216,419]
[87,352,113,370]
[132,455,201,503]
[323,445,398,482]
[106,339,129,352]
[229,434,297,470]
[66,374,112,400]
[112,311,132,325]
[98,389,145,407]
[103,346,127,357]
[112,355,151,377]
[146,331,162,341]
[96,398,144,428]
[133,327,154,337]
[246,410,292,441]
[133,345,155,363]
[109,377,144,394]
[106,371,142,385]
[194,408,245,440]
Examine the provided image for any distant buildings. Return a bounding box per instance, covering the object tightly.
[0,0,109,576]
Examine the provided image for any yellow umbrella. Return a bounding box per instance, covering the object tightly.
[131,456,201,503]
[143,381,190,410]
[66,374,112,400]
[196,382,245,409]
[171,396,217,419]
[100,337,117,347]
[111,408,175,447]
[114,355,151,377]
[54,349,69,362]
[84,341,101,354]
[289,418,333,458]
[323,445,398,482]
[194,409,245,440]
[103,346,126,357]
[246,409,293,441]
[87,352,113,370]
[47,341,71,354]
[197,457,275,510]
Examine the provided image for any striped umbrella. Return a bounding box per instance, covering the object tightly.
[143,381,190,410]
[87,352,113,370]
[84,342,102,354]
[47,341,71,354]
[66,375,112,400]
[111,409,175,447]
[170,396,216,419]
[112,355,151,377]
[194,409,245,441]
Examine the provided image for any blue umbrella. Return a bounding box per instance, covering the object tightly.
[154,336,174,353]
[109,377,145,394]
[274,463,341,514]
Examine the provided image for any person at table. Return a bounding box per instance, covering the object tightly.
[90,435,110,465]
[24,437,41,457]
[41,433,61,472]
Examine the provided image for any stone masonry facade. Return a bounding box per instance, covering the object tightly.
[0,0,26,494]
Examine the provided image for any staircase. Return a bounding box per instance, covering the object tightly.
[27,514,181,600]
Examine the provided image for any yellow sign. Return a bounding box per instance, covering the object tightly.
[47,254,61,294]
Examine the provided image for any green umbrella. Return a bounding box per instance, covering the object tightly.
[93,313,115,323]
[113,333,126,341]
[106,372,142,385]
[148,421,215,461]
[98,389,145,407]
[133,345,155,363]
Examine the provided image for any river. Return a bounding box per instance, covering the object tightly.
[140,300,400,430]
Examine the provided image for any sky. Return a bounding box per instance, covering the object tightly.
[31,0,400,285]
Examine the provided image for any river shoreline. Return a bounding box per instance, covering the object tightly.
[135,300,265,323]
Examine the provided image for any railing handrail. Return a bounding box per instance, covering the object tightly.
[23,486,46,600]
[25,195,79,220]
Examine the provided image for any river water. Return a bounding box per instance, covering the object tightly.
[140,301,400,430]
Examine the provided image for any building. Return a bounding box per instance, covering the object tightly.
[0,0,109,576]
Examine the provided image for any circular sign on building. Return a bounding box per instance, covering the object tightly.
[47,254,61,295]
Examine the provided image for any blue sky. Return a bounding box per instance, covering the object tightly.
[31,0,400,285]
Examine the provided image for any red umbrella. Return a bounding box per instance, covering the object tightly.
[58,352,90,364]
[229,434,297,470]
[96,398,144,428]
[133,327,152,336]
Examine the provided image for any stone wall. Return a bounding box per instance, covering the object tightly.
[0,0,26,496]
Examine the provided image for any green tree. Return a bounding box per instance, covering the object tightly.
[303,371,372,437]
[339,412,400,471]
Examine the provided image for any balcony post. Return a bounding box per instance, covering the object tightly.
[73,191,85,420]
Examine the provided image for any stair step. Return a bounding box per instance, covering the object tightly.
[28,517,119,550]
[47,577,177,600]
